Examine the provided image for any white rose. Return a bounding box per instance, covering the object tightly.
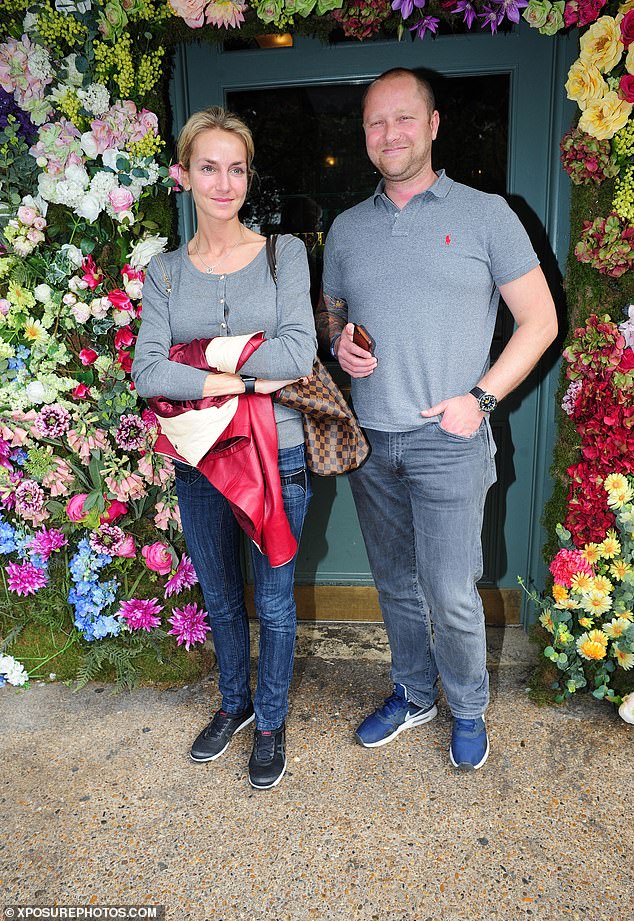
[60,243,84,268]
[112,308,133,326]
[90,297,109,319]
[76,192,101,223]
[80,131,99,160]
[619,692,634,724]
[65,163,90,189]
[115,210,135,226]
[124,278,144,299]
[34,284,52,303]
[70,301,91,324]
[102,148,123,171]
[127,235,168,269]
[26,380,47,404]
[38,172,59,202]
[36,156,48,168]
[13,239,33,257]
[62,292,77,305]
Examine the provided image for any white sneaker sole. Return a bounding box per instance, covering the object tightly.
[355,703,438,749]
[189,712,255,763]
[249,757,287,790]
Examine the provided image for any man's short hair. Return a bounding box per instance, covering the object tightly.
[361,69,436,118]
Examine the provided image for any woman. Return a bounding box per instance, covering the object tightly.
[132,107,316,790]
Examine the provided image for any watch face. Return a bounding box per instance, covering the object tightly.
[480,393,498,412]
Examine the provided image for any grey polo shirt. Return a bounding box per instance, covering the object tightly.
[323,170,539,432]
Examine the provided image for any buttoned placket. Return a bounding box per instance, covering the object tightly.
[217,273,229,334]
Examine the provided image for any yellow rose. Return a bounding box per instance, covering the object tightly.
[627,46,634,75]
[578,91,633,139]
[565,59,608,110]
[579,16,624,74]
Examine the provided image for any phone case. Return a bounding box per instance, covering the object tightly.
[353,324,375,355]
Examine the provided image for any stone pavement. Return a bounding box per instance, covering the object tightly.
[1,624,632,921]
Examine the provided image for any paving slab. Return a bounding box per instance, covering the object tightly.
[1,624,632,921]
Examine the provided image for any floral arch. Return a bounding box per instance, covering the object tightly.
[0,0,633,713]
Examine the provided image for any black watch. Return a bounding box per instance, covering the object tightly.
[241,376,257,395]
[469,386,498,413]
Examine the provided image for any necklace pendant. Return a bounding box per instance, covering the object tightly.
[206,267,214,275]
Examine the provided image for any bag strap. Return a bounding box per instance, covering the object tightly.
[265,234,278,286]
[155,254,171,295]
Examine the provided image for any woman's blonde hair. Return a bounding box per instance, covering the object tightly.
[177,106,255,179]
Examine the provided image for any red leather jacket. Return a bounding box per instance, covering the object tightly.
[148,334,297,568]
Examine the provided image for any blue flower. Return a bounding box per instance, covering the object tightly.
[0,519,17,555]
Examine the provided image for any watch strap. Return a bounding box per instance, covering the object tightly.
[241,376,256,395]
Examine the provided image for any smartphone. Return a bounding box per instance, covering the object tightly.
[353,324,375,355]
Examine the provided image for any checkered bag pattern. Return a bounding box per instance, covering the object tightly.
[275,357,370,476]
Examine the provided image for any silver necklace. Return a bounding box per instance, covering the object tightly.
[194,230,243,275]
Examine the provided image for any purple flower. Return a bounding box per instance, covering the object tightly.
[14,479,45,515]
[453,0,477,27]
[392,0,425,19]
[409,15,440,37]
[493,0,528,24]
[89,524,126,556]
[479,4,503,30]
[6,560,48,596]
[164,555,199,598]
[0,88,37,143]
[168,603,210,651]
[118,598,163,632]
[33,404,71,439]
[29,527,67,560]
[114,414,147,452]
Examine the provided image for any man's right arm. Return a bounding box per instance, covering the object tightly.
[315,291,348,357]
[317,291,378,377]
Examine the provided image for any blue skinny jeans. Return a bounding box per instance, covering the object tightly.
[174,444,311,731]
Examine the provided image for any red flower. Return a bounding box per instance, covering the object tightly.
[117,350,132,372]
[107,288,134,312]
[81,255,103,290]
[101,499,128,523]
[79,348,98,365]
[72,383,91,399]
[621,9,634,47]
[619,74,634,103]
[114,326,136,349]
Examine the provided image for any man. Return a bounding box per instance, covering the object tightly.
[318,68,557,770]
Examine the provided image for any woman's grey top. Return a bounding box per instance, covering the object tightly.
[132,234,317,449]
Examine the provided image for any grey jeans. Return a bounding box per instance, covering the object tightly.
[349,421,497,718]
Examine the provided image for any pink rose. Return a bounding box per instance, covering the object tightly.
[619,75,634,104]
[66,493,88,522]
[169,0,207,27]
[115,534,136,558]
[79,348,98,365]
[142,541,173,575]
[138,109,159,134]
[17,205,37,226]
[108,187,135,214]
[168,163,184,192]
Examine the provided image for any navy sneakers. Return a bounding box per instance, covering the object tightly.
[354,683,438,748]
[449,717,489,770]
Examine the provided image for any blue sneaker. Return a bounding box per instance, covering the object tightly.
[449,717,489,770]
[354,683,437,748]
